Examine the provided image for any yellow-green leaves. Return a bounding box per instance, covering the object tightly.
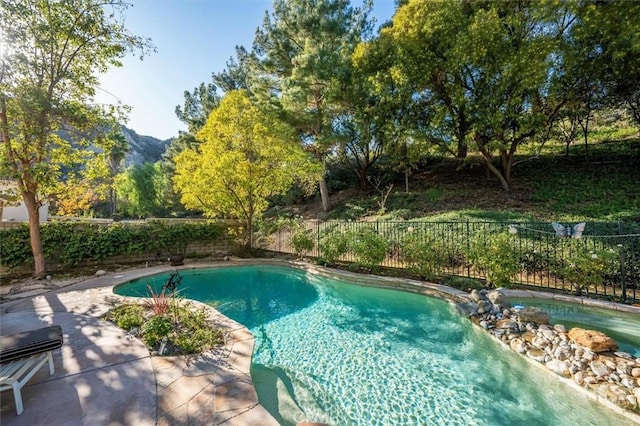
[173,91,321,245]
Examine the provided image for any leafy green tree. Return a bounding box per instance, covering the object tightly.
[0,0,151,276]
[105,130,129,216]
[55,177,101,217]
[168,47,256,216]
[548,1,611,158]
[212,46,254,92]
[381,0,573,192]
[337,44,409,191]
[252,0,372,211]
[352,27,423,192]
[175,82,221,135]
[467,1,573,191]
[168,81,223,216]
[173,90,321,249]
[159,132,197,216]
[569,0,640,134]
[372,0,474,160]
[115,162,168,218]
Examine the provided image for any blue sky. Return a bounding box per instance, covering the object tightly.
[97,0,396,140]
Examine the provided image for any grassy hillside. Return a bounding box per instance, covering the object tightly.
[291,137,640,229]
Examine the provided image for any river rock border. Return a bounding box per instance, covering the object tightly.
[457,288,640,421]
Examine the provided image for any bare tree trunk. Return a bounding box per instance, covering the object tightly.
[23,192,47,277]
[357,169,368,191]
[247,216,253,252]
[456,142,468,159]
[484,157,511,192]
[583,116,589,158]
[404,171,409,193]
[0,95,7,144]
[475,133,511,192]
[578,107,591,159]
[319,176,331,212]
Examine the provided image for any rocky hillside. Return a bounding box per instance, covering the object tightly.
[121,126,171,166]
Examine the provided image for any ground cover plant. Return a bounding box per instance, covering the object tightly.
[315,138,640,225]
[104,289,224,355]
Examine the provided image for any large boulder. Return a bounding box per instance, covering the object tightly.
[477,299,492,314]
[456,302,478,317]
[496,319,519,331]
[568,328,619,353]
[518,306,550,324]
[487,290,510,308]
[469,289,487,303]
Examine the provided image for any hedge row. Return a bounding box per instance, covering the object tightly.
[0,221,227,269]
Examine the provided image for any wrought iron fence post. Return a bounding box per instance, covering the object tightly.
[619,243,627,302]
[466,220,471,277]
[615,220,627,302]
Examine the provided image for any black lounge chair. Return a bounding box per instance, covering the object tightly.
[0,325,63,415]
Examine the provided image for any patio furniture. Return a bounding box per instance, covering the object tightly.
[0,325,63,415]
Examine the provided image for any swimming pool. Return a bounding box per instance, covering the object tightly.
[115,265,635,425]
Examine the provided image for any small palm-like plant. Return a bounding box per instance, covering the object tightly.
[146,284,171,315]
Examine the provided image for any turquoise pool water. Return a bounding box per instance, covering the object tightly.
[511,298,640,358]
[115,266,635,426]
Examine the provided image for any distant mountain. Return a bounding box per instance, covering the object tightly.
[56,125,171,167]
[121,126,172,166]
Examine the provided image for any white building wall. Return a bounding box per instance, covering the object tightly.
[0,181,49,222]
[2,202,49,222]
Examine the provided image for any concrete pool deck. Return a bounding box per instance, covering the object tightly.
[1,259,639,425]
[0,263,278,425]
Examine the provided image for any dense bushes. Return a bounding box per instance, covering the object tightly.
[552,240,619,296]
[346,227,391,270]
[319,227,349,265]
[467,231,521,288]
[289,221,315,258]
[401,228,451,279]
[0,221,227,269]
[312,222,627,293]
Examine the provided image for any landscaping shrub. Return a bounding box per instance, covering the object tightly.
[104,299,224,355]
[168,303,223,354]
[345,226,391,270]
[319,227,349,265]
[553,240,618,295]
[400,229,449,279]
[0,225,32,268]
[145,284,172,315]
[289,221,315,258]
[440,276,485,292]
[104,303,145,330]
[467,231,520,288]
[141,315,173,347]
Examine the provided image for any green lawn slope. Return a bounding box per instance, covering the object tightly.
[292,137,639,231]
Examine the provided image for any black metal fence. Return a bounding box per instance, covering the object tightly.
[263,220,640,304]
